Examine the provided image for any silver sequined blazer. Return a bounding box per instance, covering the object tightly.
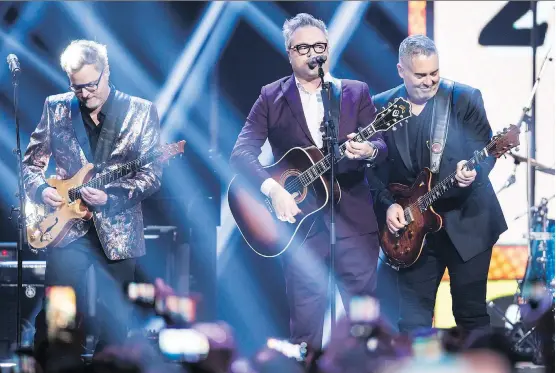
[22,90,162,260]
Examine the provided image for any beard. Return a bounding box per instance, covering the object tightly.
[80,97,100,111]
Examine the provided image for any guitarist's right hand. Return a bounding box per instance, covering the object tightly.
[269,184,301,224]
[42,187,63,208]
[386,203,407,234]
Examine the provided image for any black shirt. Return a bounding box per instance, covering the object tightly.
[80,88,115,155]
[79,88,115,232]
[406,99,433,176]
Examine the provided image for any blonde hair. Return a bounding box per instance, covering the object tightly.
[60,40,108,74]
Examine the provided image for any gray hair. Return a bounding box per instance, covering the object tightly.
[282,13,328,51]
[398,34,437,64]
[60,40,108,74]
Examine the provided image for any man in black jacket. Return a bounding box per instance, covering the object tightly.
[368,35,507,333]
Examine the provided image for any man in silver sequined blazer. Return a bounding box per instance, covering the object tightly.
[22,39,162,362]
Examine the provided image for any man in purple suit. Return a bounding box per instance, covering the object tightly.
[230,13,387,349]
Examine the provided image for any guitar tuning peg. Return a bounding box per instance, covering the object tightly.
[392,126,397,131]
[515,147,519,152]
[399,122,404,127]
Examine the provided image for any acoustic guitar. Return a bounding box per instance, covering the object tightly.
[228,98,412,257]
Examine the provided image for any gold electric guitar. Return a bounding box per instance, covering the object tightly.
[26,141,186,249]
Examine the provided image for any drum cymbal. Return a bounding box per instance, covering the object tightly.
[509,153,555,175]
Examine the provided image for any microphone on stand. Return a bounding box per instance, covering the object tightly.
[497,157,520,194]
[6,52,25,347]
[308,55,327,70]
[6,54,21,75]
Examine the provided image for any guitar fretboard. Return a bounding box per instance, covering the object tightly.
[68,150,163,202]
[293,125,377,189]
[406,147,491,220]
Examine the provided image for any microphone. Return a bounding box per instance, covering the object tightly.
[308,55,327,70]
[497,157,520,194]
[6,54,21,74]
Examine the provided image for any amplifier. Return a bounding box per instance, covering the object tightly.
[0,261,46,348]
[0,260,46,284]
[137,226,190,293]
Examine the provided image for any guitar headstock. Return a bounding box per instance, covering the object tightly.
[488,125,520,158]
[373,97,412,132]
[159,140,186,163]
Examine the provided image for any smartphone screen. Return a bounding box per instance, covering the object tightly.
[45,286,76,342]
[349,295,380,323]
[158,328,209,362]
[266,338,307,361]
[412,330,444,361]
[155,295,196,324]
[127,282,156,304]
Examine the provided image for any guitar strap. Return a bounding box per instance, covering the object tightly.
[429,78,454,173]
[94,86,131,171]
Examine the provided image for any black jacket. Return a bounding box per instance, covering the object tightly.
[367,80,507,261]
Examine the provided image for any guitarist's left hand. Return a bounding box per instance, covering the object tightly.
[81,187,108,206]
[345,133,377,160]
[455,160,477,188]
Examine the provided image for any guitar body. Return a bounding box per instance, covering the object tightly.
[27,164,96,249]
[26,140,187,250]
[228,146,340,257]
[379,168,442,268]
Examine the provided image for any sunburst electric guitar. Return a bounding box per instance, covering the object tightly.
[380,125,521,269]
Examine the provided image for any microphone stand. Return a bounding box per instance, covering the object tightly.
[512,42,552,276]
[8,64,26,348]
[317,63,341,338]
[503,40,552,354]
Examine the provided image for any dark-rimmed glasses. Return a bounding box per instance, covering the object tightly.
[289,42,327,56]
[69,69,104,93]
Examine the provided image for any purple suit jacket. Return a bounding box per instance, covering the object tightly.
[230,75,387,238]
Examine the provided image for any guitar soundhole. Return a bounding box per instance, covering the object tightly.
[279,171,307,203]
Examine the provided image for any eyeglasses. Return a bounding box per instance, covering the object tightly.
[289,42,328,56]
[69,69,104,93]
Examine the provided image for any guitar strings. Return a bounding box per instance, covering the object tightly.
[281,126,373,194]
[68,144,177,201]
[405,135,503,216]
[281,111,400,196]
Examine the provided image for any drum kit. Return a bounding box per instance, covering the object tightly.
[489,150,555,361]
[487,43,554,362]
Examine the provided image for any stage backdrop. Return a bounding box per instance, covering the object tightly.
[433,0,554,328]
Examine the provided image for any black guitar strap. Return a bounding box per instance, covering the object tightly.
[429,78,454,173]
[94,86,131,170]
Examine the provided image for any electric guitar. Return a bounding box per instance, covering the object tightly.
[26,141,186,249]
[228,98,412,257]
[380,125,520,269]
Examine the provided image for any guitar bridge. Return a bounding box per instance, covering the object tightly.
[264,198,274,214]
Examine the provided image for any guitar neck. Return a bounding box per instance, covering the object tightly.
[297,123,378,187]
[411,147,490,213]
[70,150,161,199]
